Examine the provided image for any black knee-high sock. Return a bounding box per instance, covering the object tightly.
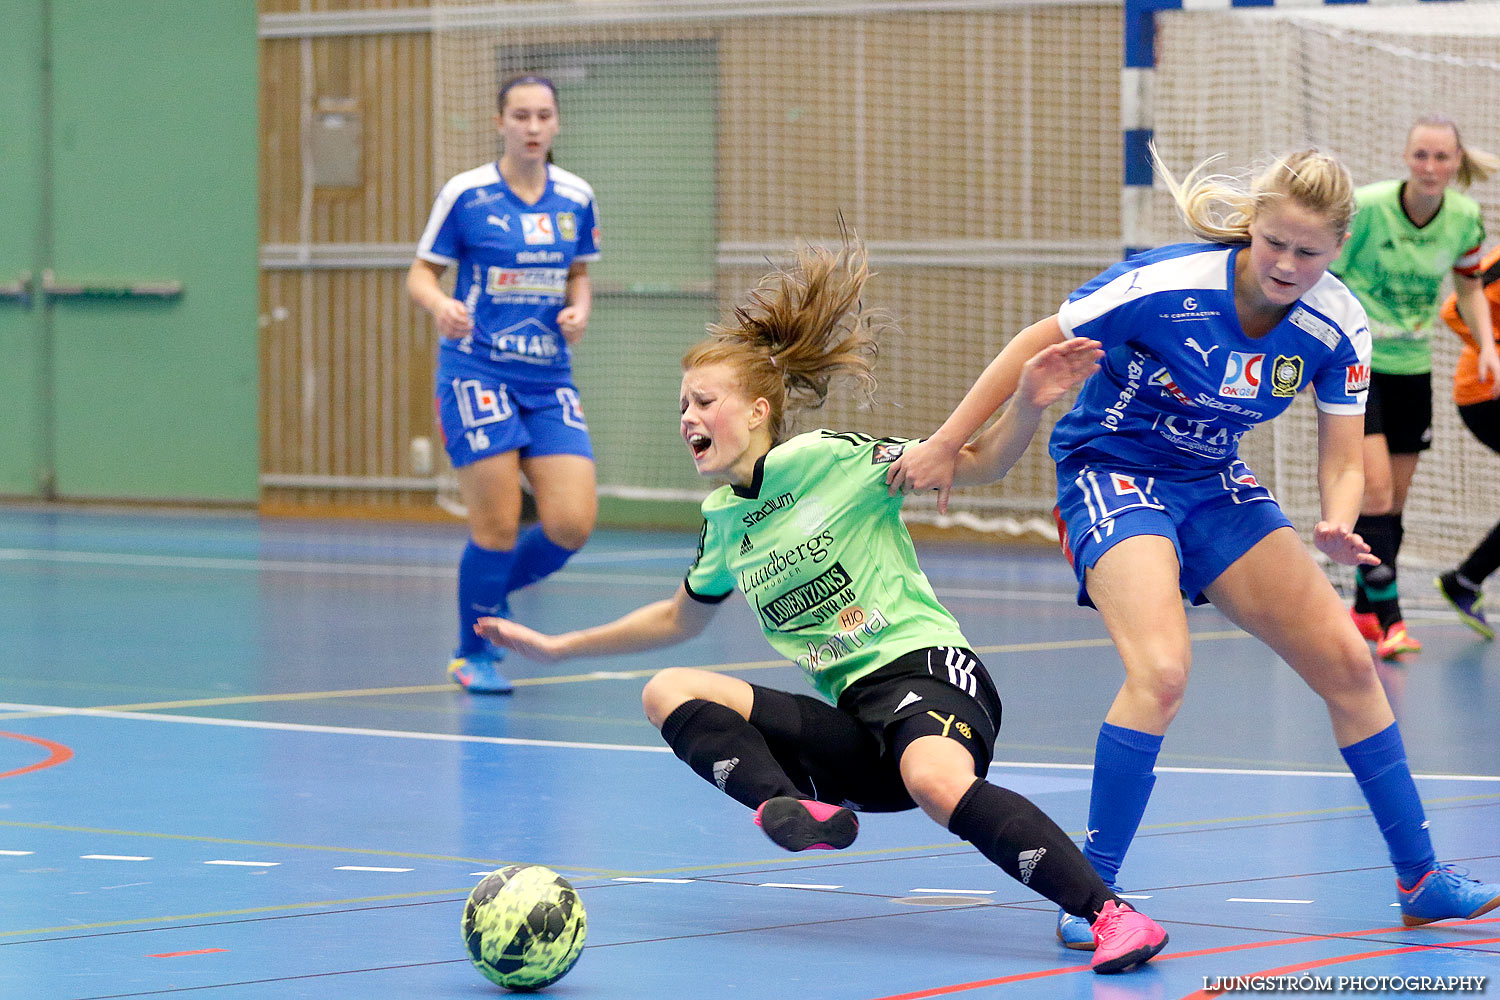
[659,699,804,810]
[1459,520,1500,588]
[947,779,1116,920]
[1355,513,1403,627]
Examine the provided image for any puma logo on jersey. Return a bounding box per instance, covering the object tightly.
[1018,847,1047,884]
[1186,337,1218,366]
[486,214,511,230]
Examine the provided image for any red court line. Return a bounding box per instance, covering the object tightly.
[865,917,1500,1000]
[149,949,230,958]
[0,732,73,780]
[1180,934,1500,998]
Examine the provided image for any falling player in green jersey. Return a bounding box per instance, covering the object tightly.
[476,237,1169,973]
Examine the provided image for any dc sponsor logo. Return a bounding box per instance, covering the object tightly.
[871,441,905,465]
[1345,363,1371,395]
[556,212,577,241]
[1230,468,1260,488]
[521,213,556,244]
[486,213,511,230]
[739,534,754,555]
[712,757,739,790]
[591,226,601,248]
[1270,355,1303,398]
[1219,351,1264,399]
[1017,847,1047,885]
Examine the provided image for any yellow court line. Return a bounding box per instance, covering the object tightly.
[61,628,1250,715]
[0,890,477,939]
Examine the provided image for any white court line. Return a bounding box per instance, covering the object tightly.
[0,703,672,754]
[1228,897,1314,904]
[758,882,843,890]
[336,865,413,873]
[910,888,995,895]
[82,855,151,861]
[614,877,693,884]
[6,703,1500,783]
[204,860,280,867]
[0,850,34,856]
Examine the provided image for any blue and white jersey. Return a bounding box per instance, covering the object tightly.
[417,161,601,387]
[1048,243,1371,476]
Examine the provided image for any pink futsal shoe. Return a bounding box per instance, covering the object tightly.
[1350,607,1382,642]
[1090,900,1169,974]
[753,797,858,852]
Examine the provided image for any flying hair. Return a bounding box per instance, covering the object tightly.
[683,235,885,445]
[1151,144,1356,243]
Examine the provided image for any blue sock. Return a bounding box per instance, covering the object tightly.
[457,540,514,657]
[1339,723,1435,888]
[1082,723,1163,886]
[507,524,578,593]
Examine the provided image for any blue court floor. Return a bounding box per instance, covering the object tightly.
[0,506,1496,999]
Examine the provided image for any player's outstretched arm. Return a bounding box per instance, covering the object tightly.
[886,316,1067,511]
[953,337,1101,487]
[475,584,720,662]
[1313,410,1380,567]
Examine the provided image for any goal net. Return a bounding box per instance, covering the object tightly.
[428,0,1122,535]
[1149,1,1500,590]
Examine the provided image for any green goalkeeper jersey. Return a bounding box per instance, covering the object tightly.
[1331,179,1485,375]
[684,429,969,702]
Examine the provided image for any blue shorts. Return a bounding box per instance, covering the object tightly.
[1053,458,1292,608]
[436,371,593,468]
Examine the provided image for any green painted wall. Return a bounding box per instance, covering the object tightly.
[1,1,259,502]
[0,2,48,494]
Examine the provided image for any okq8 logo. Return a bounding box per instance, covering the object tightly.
[1219,351,1265,399]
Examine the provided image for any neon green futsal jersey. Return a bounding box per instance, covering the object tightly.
[1331,179,1485,375]
[684,430,968,702]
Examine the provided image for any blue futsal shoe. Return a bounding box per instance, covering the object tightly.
[1057,907,1096,950]
[447,648,513,695]
[1398,864,1500,926]
[1058,882,1119,951]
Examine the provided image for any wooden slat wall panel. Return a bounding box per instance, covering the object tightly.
[258,2,1119,519]
[260,14,441,513]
